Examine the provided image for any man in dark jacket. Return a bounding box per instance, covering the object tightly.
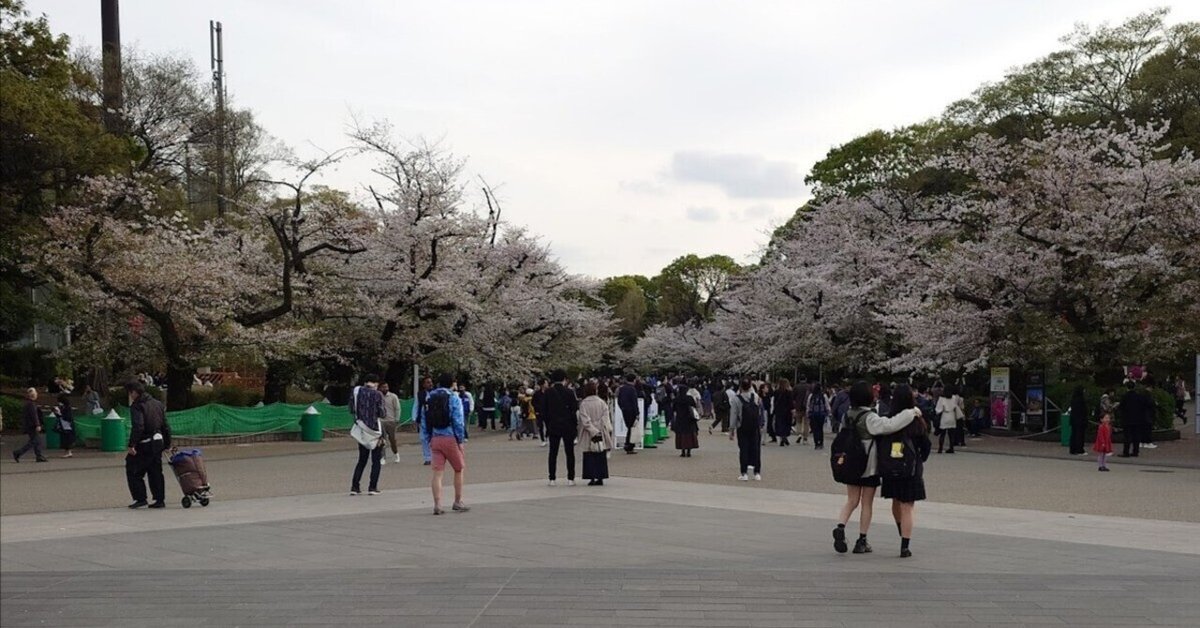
[543,370,579,485]
[617,373,640,454]
[532,379,549,444]
[125,381,171,508]
[1119,382,1143,458]
[12,388,48,463]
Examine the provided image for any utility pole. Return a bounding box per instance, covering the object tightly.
[100,0,122,133]
[210,20,227,216]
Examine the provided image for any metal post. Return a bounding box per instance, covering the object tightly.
[100,0,122,133]
[210,20,226,216]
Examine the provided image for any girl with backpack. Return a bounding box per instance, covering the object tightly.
[876,384,932,558]
[832,381,924,555]
[729,379,764,481]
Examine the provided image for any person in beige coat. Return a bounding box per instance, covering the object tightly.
[576,381,614,486]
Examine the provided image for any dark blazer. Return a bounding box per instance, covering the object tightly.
[128,396,171,448]
[22,399,40,433]
[542,383,579,437]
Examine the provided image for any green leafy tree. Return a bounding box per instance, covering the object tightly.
[653,254,740,327]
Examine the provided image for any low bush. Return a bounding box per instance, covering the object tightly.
[106,385,163,409]
[1,394,24,430]
[188,386,262,408]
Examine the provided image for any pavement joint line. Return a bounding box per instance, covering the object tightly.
[467,567,520,628]
[955,446,1200,470]
[3,477,1199,556]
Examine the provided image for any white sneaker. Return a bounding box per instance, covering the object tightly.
[747,466,755,475]
[548,480,557,487]
[394,454,401,463]
[379,457,386,466]
[540,441,548,447]
[753,474,762,481]
[1142,443,1157,449]
[737,474,749,481]
[566,480,576,487]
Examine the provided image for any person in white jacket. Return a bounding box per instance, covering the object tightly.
[833,381,922,555]
[935,386,964,454]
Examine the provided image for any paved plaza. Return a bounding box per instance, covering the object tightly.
[2,430,1198,627]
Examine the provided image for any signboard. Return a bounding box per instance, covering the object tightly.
[990,367,1011,429]
[1025,372,1045,427]
[990,367,1010,393]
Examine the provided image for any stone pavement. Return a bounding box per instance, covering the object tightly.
[3,478,1199,627]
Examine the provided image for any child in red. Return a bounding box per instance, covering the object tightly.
[1093,413,1113,471]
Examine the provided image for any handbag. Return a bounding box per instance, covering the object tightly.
[588,432,606,453]
[350,421,382,450]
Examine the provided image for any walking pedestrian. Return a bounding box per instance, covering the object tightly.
[876,384,931,558]
[794,377,811,444]
[349,374,386,496]
[830,383,850,433]
[729,379,763,481]
[480,384,497,430]
[577,381,614,486]
[1118,382,1142,458]
[83,384,103,415]
[12,388,48,463]
[427,373,468,514]
[773,378,794,446]
[710,380,731,434]
[378,382,402,465]
[833,381,922,555]
[807,382,830,450]
[415,376,434,465]
[617,374,640,454]
[543,370,580,486]
[53,393,76,458]
[935,385,963,454]
[533,379,549,446]
[124,382,171,508]
[1173,376,1188,423]
[1094,412,1113,471]
[672,380,700,457]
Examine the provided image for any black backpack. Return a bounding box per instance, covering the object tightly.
[830,410,871,484]
[425,390,452,433]
[875,431,917,479]
[736,394,760,433]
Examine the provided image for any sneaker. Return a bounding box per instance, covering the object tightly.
[1142,443,1157,449]
[11,452,19,463]
[423,461,431,466]
[148,501,165,509]
[368,490,382,496]
[566,480,576,487]
[35,457,48,462]
[853,538,873,554]
[379,457,386,466]
[548,480,557,487]
[540,441,547,447]
[1099,467,1110,472]
[900,548,912,558]
[127,500,148,509]
[737,474,749,481]
[394,454,401,463]
[349,490,361,496]
[833,527,848,553]
[452,502,470,512]
[433,507,445,515]
[753,474,762,481]
[747,466,755,475]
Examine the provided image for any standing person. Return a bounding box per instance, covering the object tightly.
[53,393,76,458]
[761,382,776,444]
[1068,386,1089,456]
[480,384,497,431]
[543,370,580,486]
[794,377,811,444]
[1118,382,1142,458]
[349,375,386,496]
[124,382,171,508]
[710,381,731,434]
[830,383,850,434]
[458,386,473,441]
[426,373,469,514]
[833,381,922,555]
[12,388,48,463]
[1094,412,1113,471]
[729,379,763,481]
[807,382,830,450]
[1138,381,1157,450]
[672,381,700,457]
[877,384,931,558]
[83,384,102,415]
[617,373,640,454]
[1174,376,1188,423]
[773,378,795,447]
[876,383,893,417]
[700,385,714,424]
[935,385,963,454]
[577,381,614,486]
[378,383,402,465]
[532,379,549,446]
[415,376,434,465]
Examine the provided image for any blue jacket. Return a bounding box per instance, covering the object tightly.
[425,387,465,443]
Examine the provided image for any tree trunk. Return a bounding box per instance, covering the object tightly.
[263,359,293,404]
[165,363,193,411]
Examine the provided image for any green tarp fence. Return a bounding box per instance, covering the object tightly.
[73,399,415,442]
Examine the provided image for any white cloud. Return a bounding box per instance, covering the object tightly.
[669,151,805,199]
[685,206,721,223]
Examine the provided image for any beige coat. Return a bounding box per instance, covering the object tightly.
[577,395,614,452]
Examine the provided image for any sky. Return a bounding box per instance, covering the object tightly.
[28,1,1200,278]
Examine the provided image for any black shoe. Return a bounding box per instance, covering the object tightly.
[35,457,48,462]
[128,501,148,509]
[1118,454,1131,458]
[833,527,848,554]
[423,461,431,465]
[853,538,872,554]
[900,548,912,558]
[1099,467,1110,472]
[11,452,19,463]
[945,450,955,454]
[148,501,165,509]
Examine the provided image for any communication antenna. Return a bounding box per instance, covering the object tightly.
[210,20,227,215]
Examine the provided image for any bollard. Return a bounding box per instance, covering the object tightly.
[100,409,126,452]
[1059,411,1071,447]
[300,405,323,442]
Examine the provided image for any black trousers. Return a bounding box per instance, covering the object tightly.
[537,418,546,441]
[1122,425,1140,456]
[737,430,761,474]
[351,444,382,492]
[14,430,43,460]
[624,419,637,451]
[547,434,575,481]
[126,444,165,503]
[938,428,957,452]
[1068,417,1087,454]
[810,415,826,447]
[480,409,496,429]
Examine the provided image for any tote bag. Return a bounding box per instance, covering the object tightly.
[350,421,382,450]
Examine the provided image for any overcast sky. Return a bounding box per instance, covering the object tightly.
[30,1,1200,278]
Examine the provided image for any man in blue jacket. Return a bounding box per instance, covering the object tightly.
[427,373,469,515]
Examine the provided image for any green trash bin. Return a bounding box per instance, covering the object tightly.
[42,413,61,450]
[1060,411,1071,447]
[300,406,323,442]
[100,412,126,452]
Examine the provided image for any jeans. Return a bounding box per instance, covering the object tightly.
[737,430,761,474]
[419,420,432,462]
[547,434,575,481]
[126,443,165,503]
[351,444,382,492]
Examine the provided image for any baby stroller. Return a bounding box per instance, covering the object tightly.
[168,448,212,508]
